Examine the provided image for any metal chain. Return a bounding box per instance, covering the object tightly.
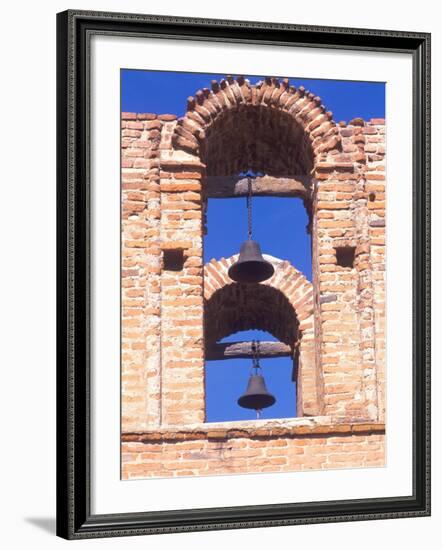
[251,340,261,372]
[247,176,253,240]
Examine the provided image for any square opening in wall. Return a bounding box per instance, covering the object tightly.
[335,246,356,268]
[163,249,185,271]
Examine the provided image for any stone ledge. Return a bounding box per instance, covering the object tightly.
[122,417,385,443]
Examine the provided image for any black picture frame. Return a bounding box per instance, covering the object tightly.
[56,9,431,540]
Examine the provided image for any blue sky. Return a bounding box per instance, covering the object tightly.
[121,70,385,123]
[122,70,385,422]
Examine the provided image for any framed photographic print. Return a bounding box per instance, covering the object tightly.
[56,9,431,539]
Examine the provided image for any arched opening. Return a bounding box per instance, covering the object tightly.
[204,282,299,422]
[192,77,320,422]
[203,256,314,421]
[173,75,340,167]
[161,75,339,423]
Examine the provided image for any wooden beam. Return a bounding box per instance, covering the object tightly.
[205,175,310,198]
[205,341,292,361]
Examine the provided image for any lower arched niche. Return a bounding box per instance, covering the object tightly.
[203,255,321,416]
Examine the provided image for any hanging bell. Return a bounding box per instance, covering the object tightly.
[228,240,274,284]
[237,373,276,411]
[228,175,274,284]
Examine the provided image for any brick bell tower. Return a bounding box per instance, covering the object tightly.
[121,76,386,479]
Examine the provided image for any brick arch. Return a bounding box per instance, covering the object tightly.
[204,254,314,342]
[203,254,320,416]
[205,283,299,347]
[172,75,340,173]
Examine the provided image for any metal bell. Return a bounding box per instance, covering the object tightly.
[228,240,275,284]
[237,373,276,411]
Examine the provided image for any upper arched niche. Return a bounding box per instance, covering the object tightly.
[171,76,341,187]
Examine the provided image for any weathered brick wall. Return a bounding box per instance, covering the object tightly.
[121,113,164,431]
[122,420,385,479]
[313,117,386,422]
[120,76,386,479]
